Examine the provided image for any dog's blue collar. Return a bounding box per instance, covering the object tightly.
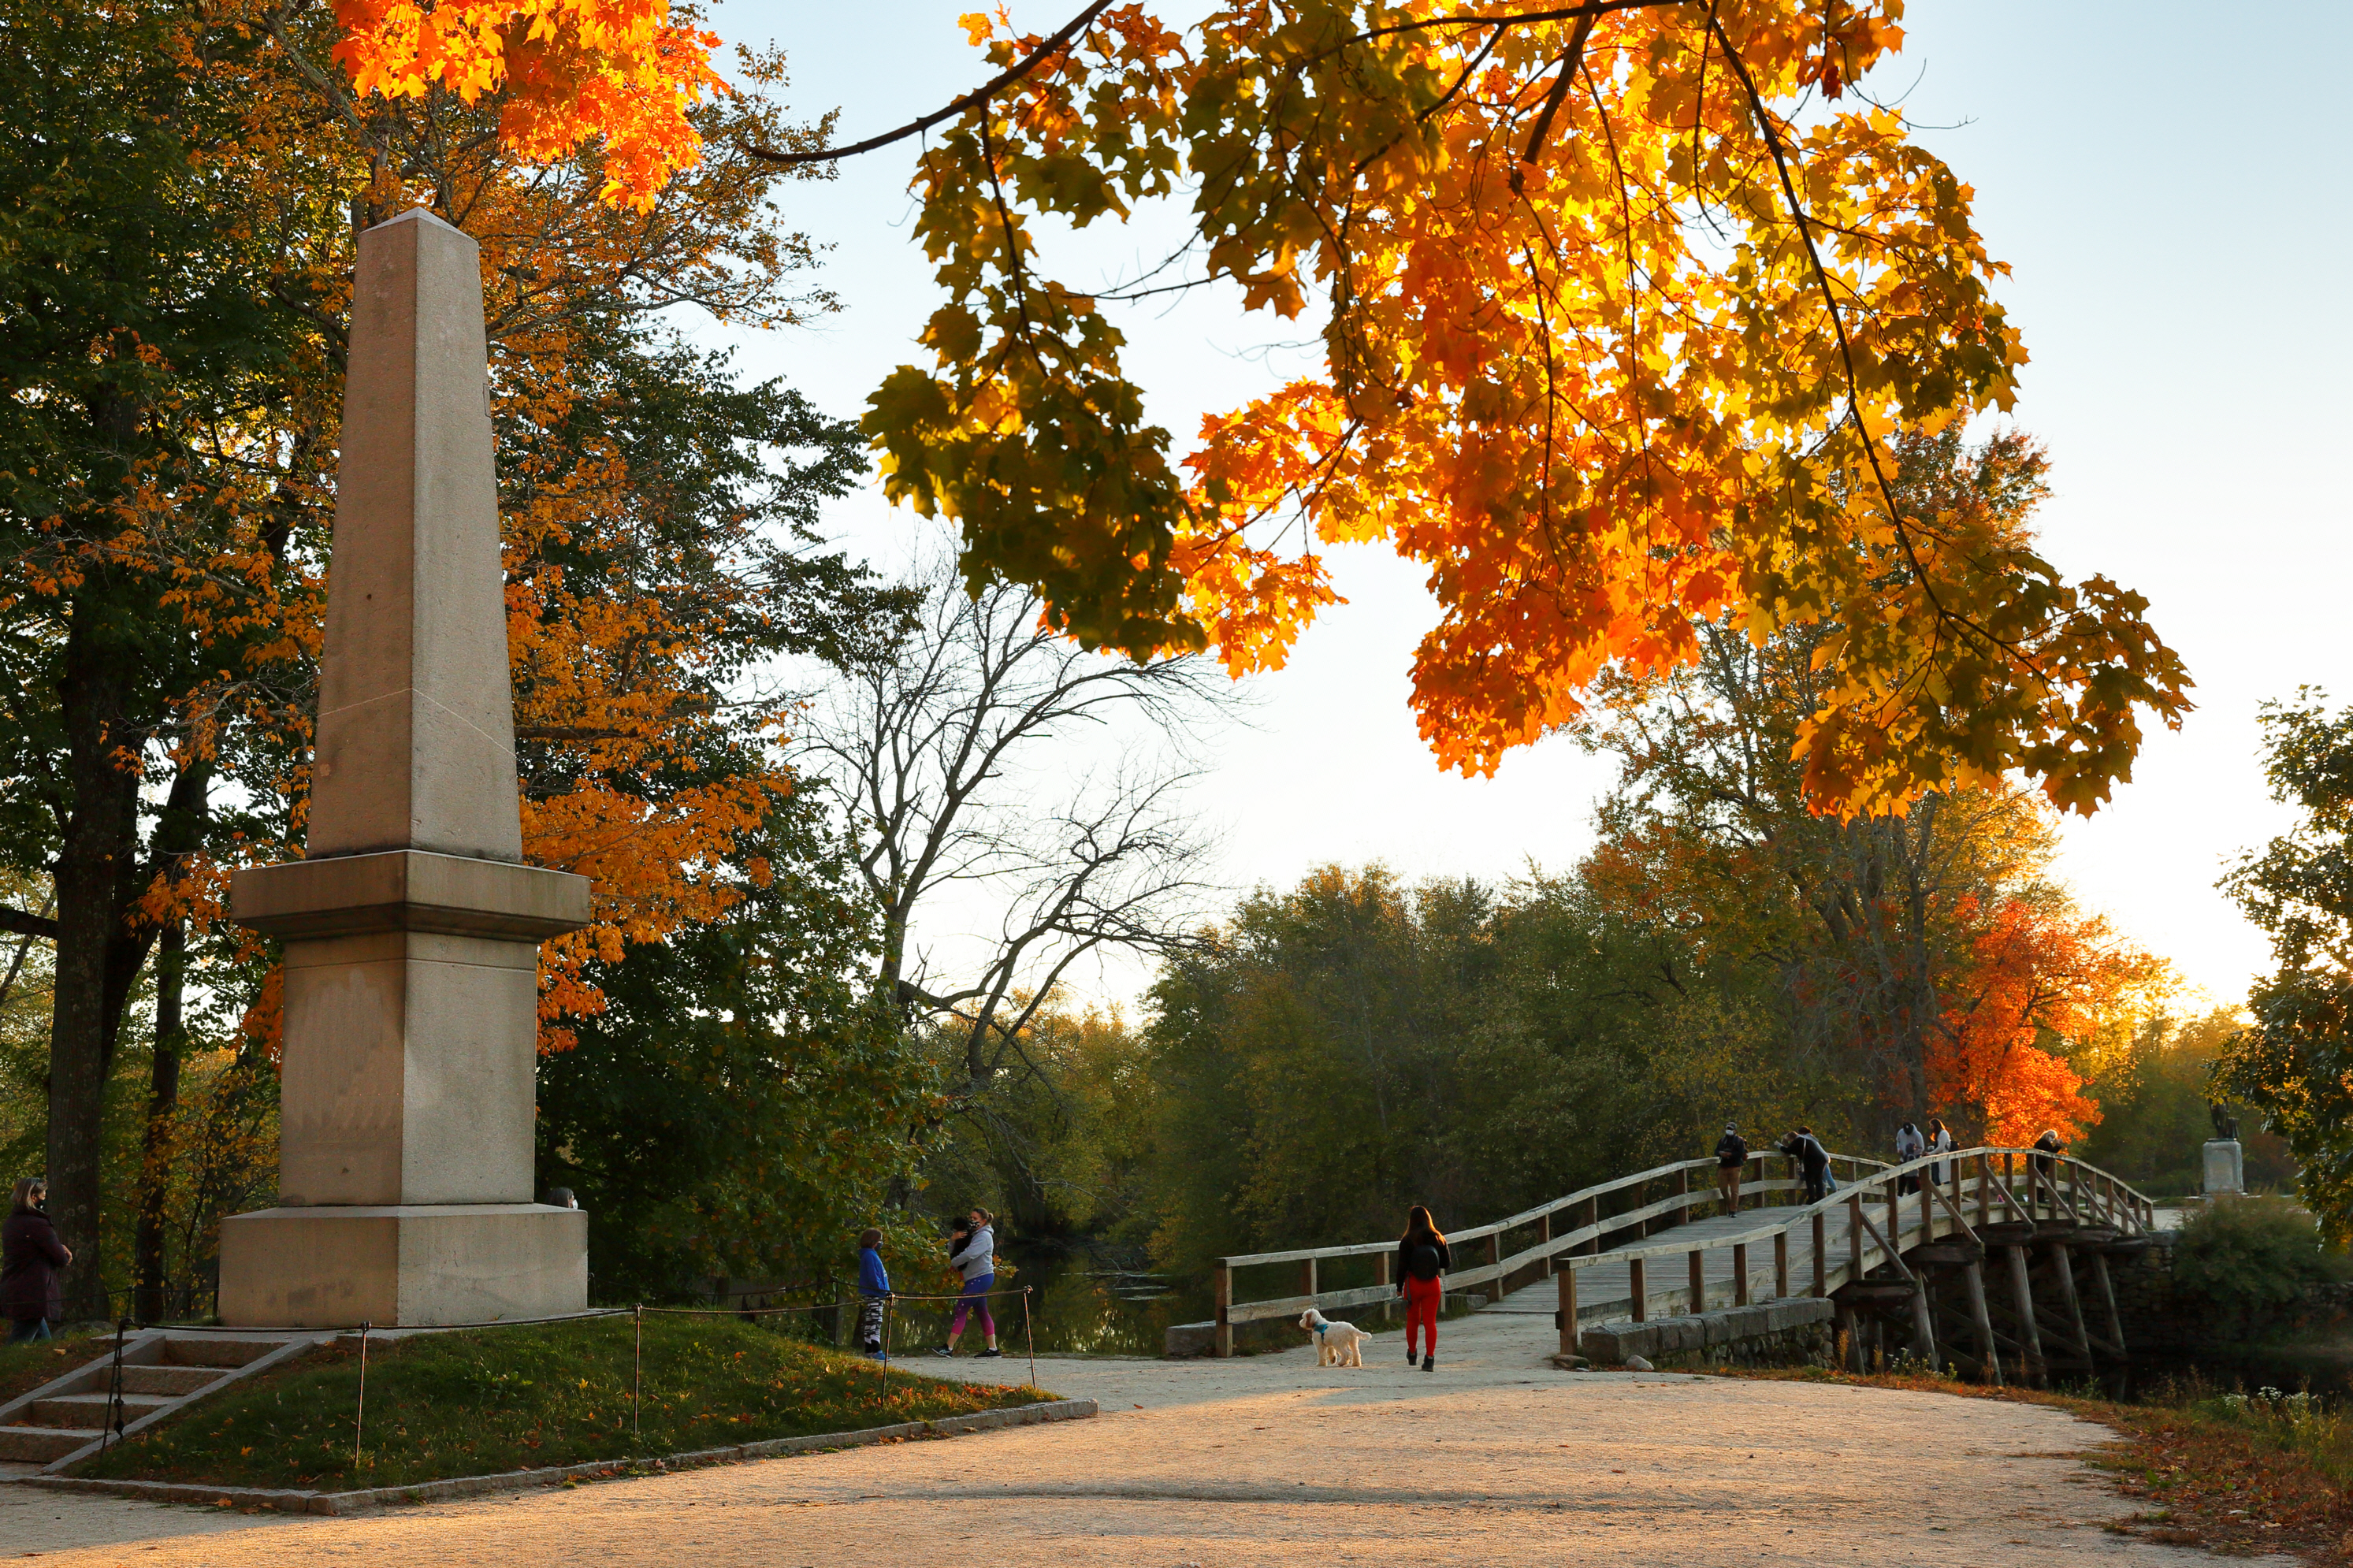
[1313,1323,1327,1336]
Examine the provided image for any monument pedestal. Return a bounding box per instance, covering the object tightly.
[220,1205,588,1328]
[2203,1139,2244,1197]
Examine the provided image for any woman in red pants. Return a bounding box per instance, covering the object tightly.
[1396,1206,1451,1371]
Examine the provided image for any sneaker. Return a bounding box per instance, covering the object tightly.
[931,1347,956,1357]
[977,1348,1004,1358]
[1422,1354,1434,1372]
[1407,1348,1419,1365]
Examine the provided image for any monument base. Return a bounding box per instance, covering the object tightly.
[2202,1139,2245,1198]
[218,1204,588,1328]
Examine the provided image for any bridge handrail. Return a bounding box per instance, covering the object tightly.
[1210,1144,2157,1342]
[1218,1148,1889,1269]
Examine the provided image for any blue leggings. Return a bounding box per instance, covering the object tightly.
[951,1274,995,1339]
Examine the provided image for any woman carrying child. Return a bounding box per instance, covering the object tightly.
[935,1206,1004,1358]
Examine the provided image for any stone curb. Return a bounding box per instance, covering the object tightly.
[13,1398,1098,1516]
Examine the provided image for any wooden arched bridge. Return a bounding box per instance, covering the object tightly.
[1211,1145,2158,1383]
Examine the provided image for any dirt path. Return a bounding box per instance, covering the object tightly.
[4,1305,2216,1566]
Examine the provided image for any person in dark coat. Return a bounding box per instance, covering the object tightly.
[2,1176,70,1343]
[1396,1206,1452,1373]
[1779,1129,1831,1203]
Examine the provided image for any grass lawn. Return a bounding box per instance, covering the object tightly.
[0,1324,111,1407]
[75,1314,1053,1492]
[1715,1363,2353,1565]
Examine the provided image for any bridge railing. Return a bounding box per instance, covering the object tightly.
[1210,1145,2154,1358]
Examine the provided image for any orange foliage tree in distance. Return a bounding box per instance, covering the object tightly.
[1931,894,2168,1145]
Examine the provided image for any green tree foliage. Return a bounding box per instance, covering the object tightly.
[537,807,939,1302]
[1140,866,1830,1275]
[2173,1197,2347,1331]
[920,1003,1158,1246]
[2080,1011,2295,1198]
[2217,691,2353,1240]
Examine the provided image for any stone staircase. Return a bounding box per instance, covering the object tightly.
[0,1329,321,1470]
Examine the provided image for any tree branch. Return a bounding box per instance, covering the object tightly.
[742,0,1115,165]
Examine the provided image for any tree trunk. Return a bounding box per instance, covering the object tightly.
[46,611,145,1321]
[133,917,185,1323]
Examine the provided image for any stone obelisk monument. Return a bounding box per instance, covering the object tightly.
[217,210,591,1327]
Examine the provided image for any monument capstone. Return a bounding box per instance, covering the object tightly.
[216,209,592,1327]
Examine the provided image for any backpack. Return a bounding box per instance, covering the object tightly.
[1408,1242,1441,1279]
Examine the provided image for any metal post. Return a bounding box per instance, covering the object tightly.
[1962,1261,2002,1385]
[355,1321,370,1469]
[1024,1287,1038,1389]
[634,1303,644,1439]
[1732,1242,1749,1306]
[1557,1265,1578,1358]
[1629,1256,1648,1322]
[1214,1262,1233,1358]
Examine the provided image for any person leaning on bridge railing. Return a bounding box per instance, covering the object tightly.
[1778,1129,1831,1202]
[1713,1125,1748,1215]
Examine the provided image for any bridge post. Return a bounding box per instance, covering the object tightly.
[1299,1258,1317,1308]
[1377,1249,1391,1324]
[1537,1209,1552,1280]
[1629,1256,1647,1322]
[2004,1244,2045,1385]
[1976,1153,1990,1227]
[1675,1166,1690,1228]
[1962,1261,2003,1385]
[1909,1278,1937,1365]
[2087,1249,2126,1355]
[1580,1196,1598,1255]
[1687,1248,1705,1314]
[1811,1212,1827,1296]
[2050,1243,2094,1362]
[1848,1195,1867,1276]
[1489,1232,1504,1301]
[1556,1265,1577,1358]
[1773,1230,1789,1299]
[1732,1242,1749,1306]
[1214,1262,1232,1358]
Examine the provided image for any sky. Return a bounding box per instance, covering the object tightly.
[697,0,2353,1011]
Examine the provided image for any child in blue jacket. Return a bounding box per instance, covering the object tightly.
[856,1228,890,1358]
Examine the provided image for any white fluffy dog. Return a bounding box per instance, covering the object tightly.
[1298,1308,1368,1368]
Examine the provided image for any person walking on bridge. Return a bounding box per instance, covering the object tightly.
[1396,1206,1451,1373]
[1713,1125,1748,1215]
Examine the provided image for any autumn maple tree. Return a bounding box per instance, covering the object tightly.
[329,0,2192,820]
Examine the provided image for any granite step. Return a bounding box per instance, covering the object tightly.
[117,1364,226,1397]
[0,1425,103,1464]
[27,1392,177,1428]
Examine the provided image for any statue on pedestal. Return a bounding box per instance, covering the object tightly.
[2210,1101,2240,1143]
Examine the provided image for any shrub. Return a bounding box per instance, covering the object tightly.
[2173,1197,2347,1327]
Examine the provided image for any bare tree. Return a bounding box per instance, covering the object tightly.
[800,553,1228,1100]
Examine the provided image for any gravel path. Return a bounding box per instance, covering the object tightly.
[3,1304,2222,1566]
